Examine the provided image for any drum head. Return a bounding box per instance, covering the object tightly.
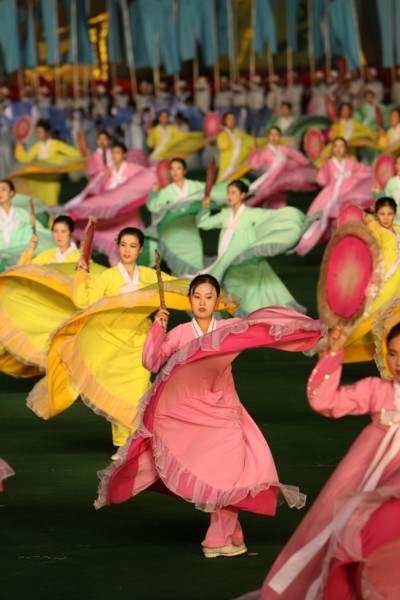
[318,221,384,327]
[156,160,171,189]
[203,112,221,138]
[373,154,395,190]
[14,115,32,142]
[336,205,364,227]
[304,129,324,161]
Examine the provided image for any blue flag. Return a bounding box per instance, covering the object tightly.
[127,0,150,69]
[65,0,95,65]
[39,0,60,66]
[107,0,123,64]
[21,1,38,69]
[286,0,299,51]
[376,0,392,68]
[0,0,21,73]
[308,0,324,59]
[254,0,277,56]
[138,0,180,74]
[216,0,229,57]
[328,0,361,69]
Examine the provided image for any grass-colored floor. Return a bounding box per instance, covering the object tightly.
[0,185,378,599]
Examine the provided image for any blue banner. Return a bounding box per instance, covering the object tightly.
[178,0,197,62]
[107,0,122,64]
[328,0,360,69]
[376,0,392,68]
[309,0,324,59]
[21,1,37,69]
[65,0,95,65]
[39,0,60,66]
[254,0,277,56]
[216,0,229,57]
[127,0,150,69]
[286,0,299,51]
[394,0,400,66]
[0,0,21,72]
[138,0,180,74]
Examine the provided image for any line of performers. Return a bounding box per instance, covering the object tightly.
[2,114,400,598]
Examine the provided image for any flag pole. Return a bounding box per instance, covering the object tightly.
[120,0,137,95]
[249,0,256,80]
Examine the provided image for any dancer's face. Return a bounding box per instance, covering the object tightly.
[227,185,245,209]
[340,105,351,120]
[36,126,49,142]
[170,161,186,182]
[118,234,143,264]
[158,111,169,126]
[98,133,110,150]
[190,283,219,320]
[332,139,347,158]
[268,128,281,146]
[111,146,125,166]
[0,182,14,204]
[376,205,395,229]
[387,335,400,380]
[224,113,236,129]
[390,111,400,128]
[52,222,71,250]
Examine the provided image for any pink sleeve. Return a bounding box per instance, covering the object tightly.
[125,163,144,179]
[86,152,101,177]
[284,146,310,166]
[316,162,331,186]
[142,321,182,373]
[348,158,371,176]
[307,350,380,418]
[248,148,265,171]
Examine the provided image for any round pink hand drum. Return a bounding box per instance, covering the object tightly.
[14,115,32,142]
[317,221,384,327]
[156,160,171,189]
[203,112,221,138]
[373,154,395,190]
[304,129,324,161]
[336,205,364,227]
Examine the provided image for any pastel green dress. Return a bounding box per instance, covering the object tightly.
[197,204,306,316]
[146,179,227,275]
[0,196,54,271]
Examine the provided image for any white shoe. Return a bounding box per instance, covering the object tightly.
[111,452,119,461]
[202,543,247,558]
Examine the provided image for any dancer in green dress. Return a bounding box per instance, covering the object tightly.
[197,180,307,316]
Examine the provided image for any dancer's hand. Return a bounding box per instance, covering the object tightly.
[328,325,346,354]
[76,257,88,272]
[202,196,210,208]
[155,308,169,330]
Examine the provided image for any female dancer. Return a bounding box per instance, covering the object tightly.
[0,178,53,271]
[146,157,226,275]
[27,227,182,451]
[295,137,374,256]
[197,180,306,316]
[343,197,400,363]
[216,111,260,182]
[13,119,84,206]
[248,126,317,208]
[260,315,400,599]
[147,109,204,160]
[18,215,79,265]
[0,215,104,377]
[95,275,327,557]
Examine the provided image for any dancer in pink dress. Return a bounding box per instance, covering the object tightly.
[259,320,400,600]
[248,126,317,208]
[295,137,374,255]
[70,142,156,264]
[95,275,328,558]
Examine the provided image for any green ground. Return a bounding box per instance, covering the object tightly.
[0,185,377,599]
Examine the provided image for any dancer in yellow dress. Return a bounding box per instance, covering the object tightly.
[17,215,80,265]
[14,119,84,206]
[344,197,400,362]
[0,215,101,377]
[147,110,205,160]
